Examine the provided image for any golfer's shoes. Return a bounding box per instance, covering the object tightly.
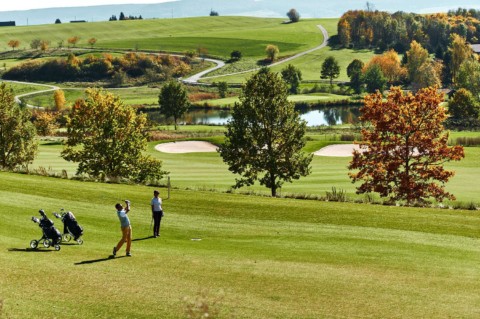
[112,247,117,257]
[126,252,131,257]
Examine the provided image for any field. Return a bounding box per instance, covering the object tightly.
[202,18,377,83]
[31,129,480,205]
[1,172,480,318]
[0,17,323,60]
[2,13,480,319]
[0,17,349,84]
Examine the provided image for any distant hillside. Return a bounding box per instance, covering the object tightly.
[1,0,480,26]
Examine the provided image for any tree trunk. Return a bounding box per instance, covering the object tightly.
[271,186,276,197]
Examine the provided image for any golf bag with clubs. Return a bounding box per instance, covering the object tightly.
[30,209,62,251]
[53,209,84,244]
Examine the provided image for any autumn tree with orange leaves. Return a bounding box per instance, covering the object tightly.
[365,49,406,85]
[348,86,464,204]
[7,40,20,51]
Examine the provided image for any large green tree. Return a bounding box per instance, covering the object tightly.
[448,88,480,119]
[320,56,340,85]
[62,88,166,183]
[349,86,464,204]
[158,81,190,130]
[281,64,302,94]
[0,83,37,169]
[363,64,387,93]
[455,60,480,99]
[218,69,312,197]
[347,59,365,94]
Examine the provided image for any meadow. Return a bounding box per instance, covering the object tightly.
[22,88,352,109]
[0,16,343,84]
[0,17,323,60]
[203,18,377,83]
[1,172,480,318]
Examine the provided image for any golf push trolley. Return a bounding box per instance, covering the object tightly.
[30,209,62,251]
[53,208,84,245]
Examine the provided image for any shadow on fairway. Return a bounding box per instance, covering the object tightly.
[8,248,53,253]
[75,255,126,265]
[132,236,154,242]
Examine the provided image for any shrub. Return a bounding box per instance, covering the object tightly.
[188,92,218,102]
[325,187,347,202]
[454,136,480,147]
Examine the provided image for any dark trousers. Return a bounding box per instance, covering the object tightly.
[153,211,163,236]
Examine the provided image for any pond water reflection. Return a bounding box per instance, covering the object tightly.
[180,105,360,126]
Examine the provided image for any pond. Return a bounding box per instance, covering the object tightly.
[179,105,360,126]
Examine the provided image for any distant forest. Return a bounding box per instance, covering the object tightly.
[337,7,480,57]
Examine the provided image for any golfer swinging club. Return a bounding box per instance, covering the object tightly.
[113,200,132,257]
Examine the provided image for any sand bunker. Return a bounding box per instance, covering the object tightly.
[155,141,218,153]
[155,141,362,156]
[313,144,362,157]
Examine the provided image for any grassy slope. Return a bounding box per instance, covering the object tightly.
[1,172,480,318]
[0,17,341,85]
[203,18,376,83]
[0,17,323,59]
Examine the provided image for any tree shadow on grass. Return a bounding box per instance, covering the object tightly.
[75,255,126,265]
[8,248,53,253]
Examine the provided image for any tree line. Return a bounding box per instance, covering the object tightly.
[337,8,480,57]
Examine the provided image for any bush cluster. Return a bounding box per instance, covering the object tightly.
[2,52,191,83]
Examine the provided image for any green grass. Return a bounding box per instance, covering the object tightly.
[23,86,352,109]
[0,17,324,60]
[1,80,53,96]
[1,172,480,318]
[198,93,351,107]
[0,16,379,86]
[22,87,164,109]
[205,46,377,83]
[30,131,480,205]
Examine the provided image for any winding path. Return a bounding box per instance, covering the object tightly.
[183,24,329,83]
[5,80,59,109]
[7,24,328,104]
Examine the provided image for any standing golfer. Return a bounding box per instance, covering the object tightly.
[113,200,132,257]
[151,190,163,238]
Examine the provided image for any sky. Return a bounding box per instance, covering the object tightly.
[0,0,177,12]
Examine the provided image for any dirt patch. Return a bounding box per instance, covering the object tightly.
[154,141,218,153]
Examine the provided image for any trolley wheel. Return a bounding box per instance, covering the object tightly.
[43,239,51,248]
[63,234,72,242]
[30,240,38,249]
[54,245,61,251]
[77,239,84,245]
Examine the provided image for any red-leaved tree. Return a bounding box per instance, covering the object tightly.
[348,86,465,204]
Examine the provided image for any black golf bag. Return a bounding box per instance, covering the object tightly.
[54,210,84,244]
[30,209,62,251]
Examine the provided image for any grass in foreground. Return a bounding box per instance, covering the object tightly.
[1,172,480,318]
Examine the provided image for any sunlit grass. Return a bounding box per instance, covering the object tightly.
[1,172,480,318]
